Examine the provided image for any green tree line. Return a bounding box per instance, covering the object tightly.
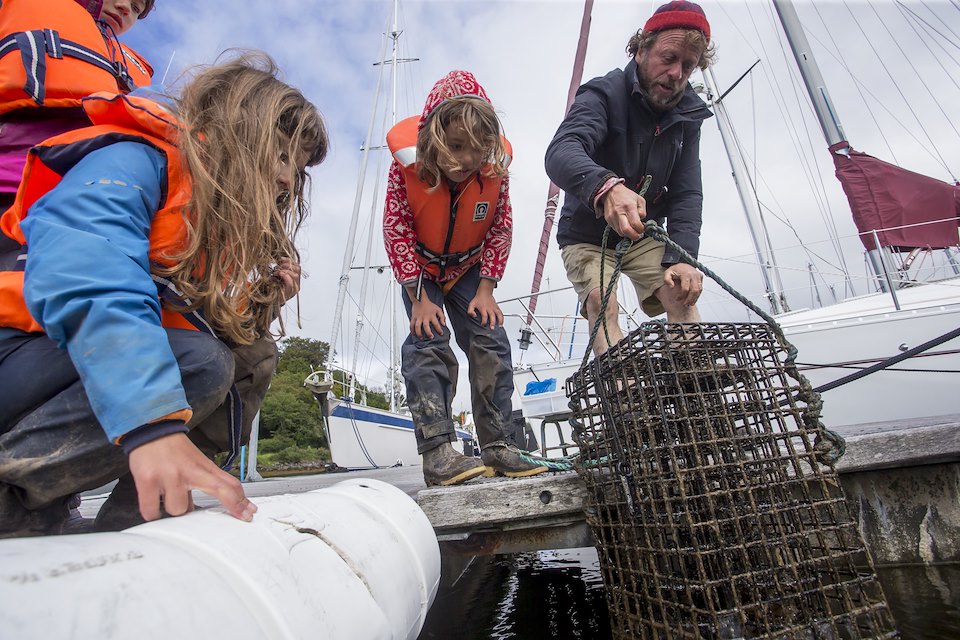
[256,337,389,467]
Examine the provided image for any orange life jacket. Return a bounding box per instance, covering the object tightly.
[386,115,512,279]
[0,90,195,334]
[0,0,153,116]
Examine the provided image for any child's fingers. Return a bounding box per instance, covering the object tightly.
[137,477,163,522]
[162,485,192,517]
[193,468,255,522]
[431,313,445,336]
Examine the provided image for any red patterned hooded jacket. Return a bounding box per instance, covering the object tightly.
[382,70,513,287]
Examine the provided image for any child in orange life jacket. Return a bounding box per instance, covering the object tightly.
[0,53,328,537]
[384,70,563,487]
[0,0,155,211]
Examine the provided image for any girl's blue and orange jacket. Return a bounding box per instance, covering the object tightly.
[0,89,198,443]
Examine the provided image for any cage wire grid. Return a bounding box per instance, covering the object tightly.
[568,322,897,639]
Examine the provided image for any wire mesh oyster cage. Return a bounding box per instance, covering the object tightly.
[567,322,898,639]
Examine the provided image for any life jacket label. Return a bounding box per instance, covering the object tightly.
[473,201,489,222]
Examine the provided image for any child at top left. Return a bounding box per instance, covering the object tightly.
[0,0,155,210]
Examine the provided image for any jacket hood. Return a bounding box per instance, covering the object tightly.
[418,70,491,129]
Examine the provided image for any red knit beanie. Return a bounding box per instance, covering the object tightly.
[643,1,710,41]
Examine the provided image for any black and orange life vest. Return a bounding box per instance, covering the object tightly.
[0,90,194,334]
[0,89,249,468]
[0,0,153,116]
[386,115,512,280]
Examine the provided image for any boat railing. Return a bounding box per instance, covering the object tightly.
[303,367,369,406]
[499,218,959,366]
[499,286,611,366]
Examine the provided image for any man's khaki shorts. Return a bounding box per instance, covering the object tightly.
[560,237,666,318]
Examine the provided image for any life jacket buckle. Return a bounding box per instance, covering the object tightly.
[113,62,135,92]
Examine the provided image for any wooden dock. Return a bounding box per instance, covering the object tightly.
[419,414,960,564]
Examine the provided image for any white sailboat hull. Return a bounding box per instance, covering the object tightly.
[779,278,960,428]
[515,278,960,432]
[326,400,473,470]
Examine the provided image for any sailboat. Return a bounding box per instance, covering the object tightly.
[512,0,960,447]
[304,1,473,470]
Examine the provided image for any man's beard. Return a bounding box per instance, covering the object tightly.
[638,63,685,112]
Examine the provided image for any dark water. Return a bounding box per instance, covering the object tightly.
[419,548,959,639]
[875,564,960,639]
[419,548,611,640]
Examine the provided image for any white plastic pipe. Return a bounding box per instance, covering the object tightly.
[0,479,440,640]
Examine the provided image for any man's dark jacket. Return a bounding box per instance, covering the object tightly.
[545,58,712,266]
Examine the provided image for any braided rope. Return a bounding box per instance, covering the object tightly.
[581,176,652,370]
[517,450,574,472]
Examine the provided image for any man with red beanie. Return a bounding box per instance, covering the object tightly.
[546,0,716,355]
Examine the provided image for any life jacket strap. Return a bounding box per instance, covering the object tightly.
[413,243,483,300]
[0,30,127,107]
[415,241,482,270]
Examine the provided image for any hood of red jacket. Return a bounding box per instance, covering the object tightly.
[418,70,491,130]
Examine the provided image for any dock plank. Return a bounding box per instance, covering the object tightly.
[418,473,587,529]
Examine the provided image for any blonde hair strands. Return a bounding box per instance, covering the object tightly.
[155,53,328,345]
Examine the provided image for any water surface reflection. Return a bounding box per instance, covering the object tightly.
[419,549,959,639]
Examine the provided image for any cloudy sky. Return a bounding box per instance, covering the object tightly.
[122,0,960,410]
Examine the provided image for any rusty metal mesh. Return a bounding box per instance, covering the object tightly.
[568,322,897,639]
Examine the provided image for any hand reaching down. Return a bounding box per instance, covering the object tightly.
[128,432,257,523]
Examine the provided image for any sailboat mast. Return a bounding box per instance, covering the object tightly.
[331,0,416,406]
[704,66,788,314]
[519,0,594,352]
[328,36,390,377]
[351,0,408,407]
[772,0,845,146]
[773,0,892,292]
[388,0,401,412]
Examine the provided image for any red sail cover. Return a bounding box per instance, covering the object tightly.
[830,141,960,251]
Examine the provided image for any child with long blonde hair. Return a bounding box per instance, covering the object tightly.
[0,52,327,536]
[384,70,566,487]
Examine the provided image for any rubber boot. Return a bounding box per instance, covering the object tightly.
[421,442,487,488]
[61,493,95,534]
[0,484,71,538]
[480,441,562,478]
[93,474,147,532]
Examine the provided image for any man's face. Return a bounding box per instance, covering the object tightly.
[635,29,703,112]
